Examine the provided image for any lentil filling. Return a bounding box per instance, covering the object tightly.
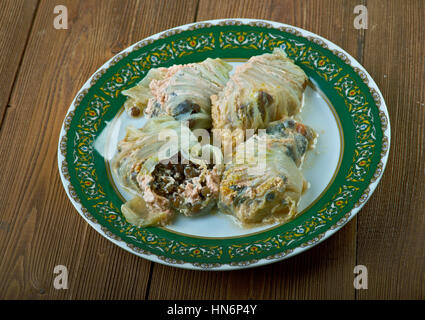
[148,153,216,214]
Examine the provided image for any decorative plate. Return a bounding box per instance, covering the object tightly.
[58,19,390,270]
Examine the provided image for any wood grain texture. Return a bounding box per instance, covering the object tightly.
[148,0,363,300]
[0,0,198,299]
[355,0,425,299]
[0,0,38,128]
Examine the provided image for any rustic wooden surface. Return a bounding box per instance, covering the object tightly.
[0,0,423,300]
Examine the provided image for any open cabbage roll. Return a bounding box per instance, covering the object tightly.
[122,58,232,129]
[211,48,307,131]
[112,116,223,227]
[218,119,316,227]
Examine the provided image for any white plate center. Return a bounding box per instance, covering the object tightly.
[97,61,342,238]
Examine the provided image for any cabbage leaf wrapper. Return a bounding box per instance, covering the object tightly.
[211,48,308,132]
[219,119,316,227]
[122,58,232,129]
[112,116,224,227]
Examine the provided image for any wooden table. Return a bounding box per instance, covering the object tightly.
[0,0,423,300]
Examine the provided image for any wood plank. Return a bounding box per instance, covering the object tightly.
[0,0,198,299]
[356,0,425,299]
[0,0,38,128]
[148,0,362,300]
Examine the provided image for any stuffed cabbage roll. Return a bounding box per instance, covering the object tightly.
[112,116,223,227]
[211,48,308,131]
[122,68,168,117]
[122,58,232,129]
[218,119,316,227]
